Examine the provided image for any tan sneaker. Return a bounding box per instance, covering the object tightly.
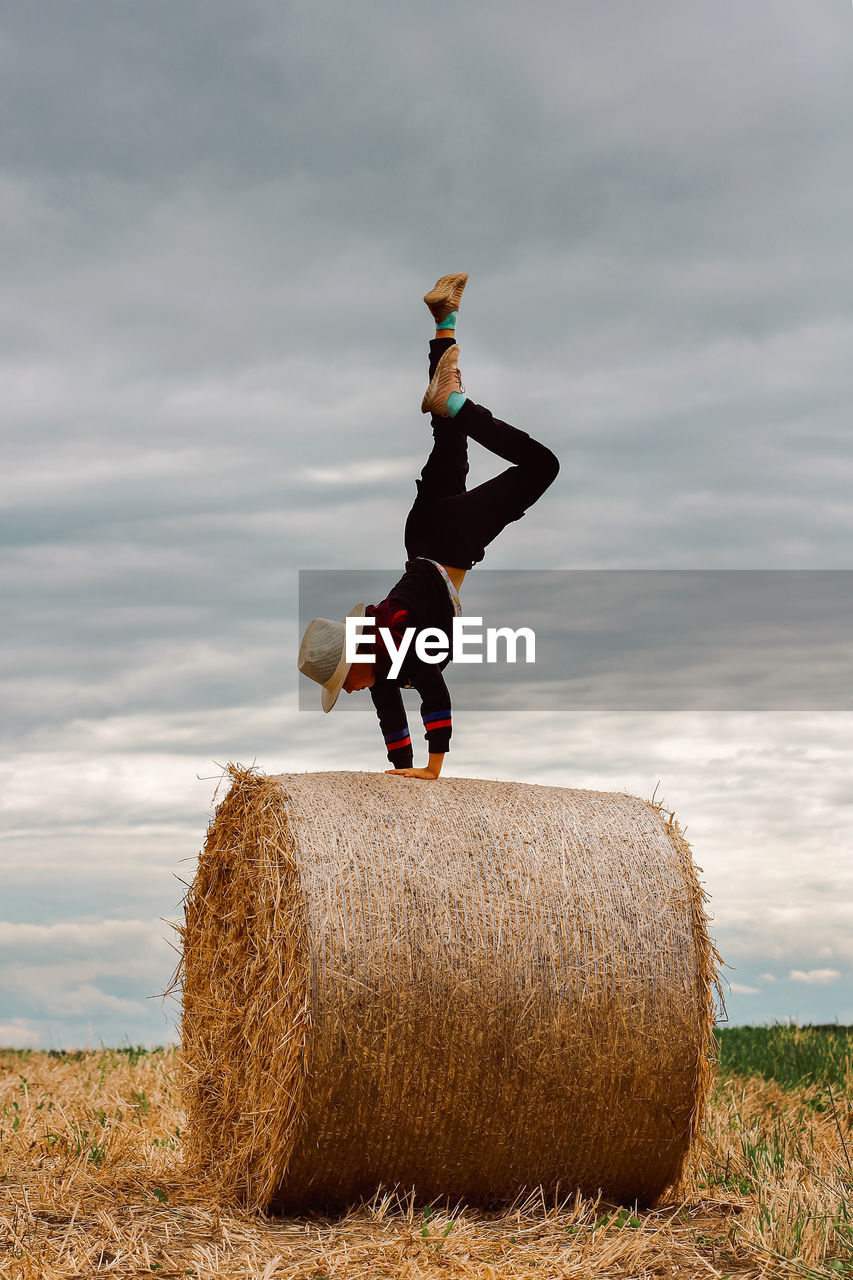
[423,272,469,324]
[421,344,465,416]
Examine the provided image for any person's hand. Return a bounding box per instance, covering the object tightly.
[385,767,440,780]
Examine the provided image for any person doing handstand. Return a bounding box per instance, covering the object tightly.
[298,273,559,781]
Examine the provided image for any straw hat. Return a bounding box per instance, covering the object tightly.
[297,603,366,712]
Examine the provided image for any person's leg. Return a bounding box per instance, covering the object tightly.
[406,274,558,568]
[458,399,559,509]
[418,340,559,565]
[405,402,559,568]
[428,400,560,566]
[414,279,472,503]
[403,339,470,560]
[415,341,470,497]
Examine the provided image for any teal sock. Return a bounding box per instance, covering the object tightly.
[437,310,457,331]
[446,390,467,416]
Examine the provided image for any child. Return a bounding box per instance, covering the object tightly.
[298,273,559,780]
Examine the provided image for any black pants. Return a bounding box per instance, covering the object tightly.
[404,338,560,570]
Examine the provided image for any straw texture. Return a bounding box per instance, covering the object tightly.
[178,768,718,1212]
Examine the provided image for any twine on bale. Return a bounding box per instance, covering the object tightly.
[176,766,721,1212]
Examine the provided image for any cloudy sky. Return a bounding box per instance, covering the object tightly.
[2,1,852,1048]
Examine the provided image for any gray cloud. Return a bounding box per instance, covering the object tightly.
[3,1,852,1041]
[0,919,176,1048]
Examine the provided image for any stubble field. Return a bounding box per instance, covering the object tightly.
[1,1027,850,1280]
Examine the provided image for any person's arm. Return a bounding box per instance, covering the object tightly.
[369,680,414,771]
[386,665,451,781]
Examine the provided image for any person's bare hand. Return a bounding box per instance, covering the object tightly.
[385,767,440,780]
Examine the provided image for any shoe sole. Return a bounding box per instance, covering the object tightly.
[421,345,460,414]
[424,272,469,320]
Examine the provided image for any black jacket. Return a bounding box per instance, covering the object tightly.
[366,558,454,768]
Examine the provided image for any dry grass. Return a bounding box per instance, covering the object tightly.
[1,1045,851,1278]
[179,768,719,1211]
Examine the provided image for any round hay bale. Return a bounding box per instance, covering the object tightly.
[178,767,719,1211]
